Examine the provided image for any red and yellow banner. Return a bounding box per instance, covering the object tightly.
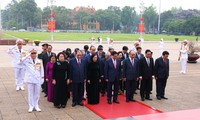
[48,20,56,31]
[138,23,144,33]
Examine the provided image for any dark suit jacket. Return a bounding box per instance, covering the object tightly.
[155,57,169,79]
[105,58,121,82]
[69,58,87,83]
[135,53,144,60]
[42,52,56,68]
[139,57,154,79]
[96,52,105,60]
[122,52,129,60]
[123,58,139,80]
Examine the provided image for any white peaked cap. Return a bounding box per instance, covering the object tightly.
[29,47,38,53]
[16,39,24,44]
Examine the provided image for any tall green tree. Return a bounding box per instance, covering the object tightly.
[121,6,136,33]
[143,5,158,33]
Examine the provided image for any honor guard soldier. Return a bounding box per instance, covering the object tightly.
[7,39,26,91]
[20,48,44,113]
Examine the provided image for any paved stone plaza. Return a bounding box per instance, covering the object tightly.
[0,41,200,120]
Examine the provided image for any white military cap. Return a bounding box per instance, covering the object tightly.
[16,39,24,44]
[183,39,188,43]
[29,47,38,53]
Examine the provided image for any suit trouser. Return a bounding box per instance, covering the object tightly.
[14,67,25,87]
[126,80,136,100]
[156,78,167,97]
[107,79,119,101]
[100,77,107,94]
[72,82,84,104]
[181,58,187,73]
[140,78,152,99]
[27,83,41,109]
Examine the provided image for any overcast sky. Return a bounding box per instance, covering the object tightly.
[1,0,200,13]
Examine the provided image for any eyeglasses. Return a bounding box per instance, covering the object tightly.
[31,52,37,54]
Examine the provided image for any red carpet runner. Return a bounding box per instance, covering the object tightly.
[84,95,162,119]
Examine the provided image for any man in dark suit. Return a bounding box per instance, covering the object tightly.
[139,49,154,101]
[105,51,121,104]
[100,52,111,96]
[123,50,139,102]
[122,46,129,60]
[135,47,144,91]
[155,51,169,100]
[42,45,56,97]
[96,46,105,59]
[69,51,87,107]
[84,45,90,57]
[85,46,96,62]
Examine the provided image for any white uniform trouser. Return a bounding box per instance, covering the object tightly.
[14,67,25,87]
[27,83,41,109]
[181,58,187,73]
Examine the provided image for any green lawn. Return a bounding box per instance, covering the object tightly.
[1,31,198,41]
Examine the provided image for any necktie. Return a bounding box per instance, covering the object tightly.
[19,49,21,53]
[33,59,35,64]
[163,59,166,65]
[147,58,150,66]
[114,60,117,69]
[78,59,81,67]
[131,59,134,66]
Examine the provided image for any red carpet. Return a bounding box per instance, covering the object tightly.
[84,95,162,119]
[134,109,200,120]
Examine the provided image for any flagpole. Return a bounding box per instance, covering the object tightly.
[158,0,161,34]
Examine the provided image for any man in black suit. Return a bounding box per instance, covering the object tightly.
[84,45,90,57]
[139,49,154,101]
[123,50,139,102]
[135,47,144,91]
[42,45,56,97]
[122,46,129,60]
[96,46,105,59]
[155,51,169,100]
[105,51,121,104]
[69,51,87,107]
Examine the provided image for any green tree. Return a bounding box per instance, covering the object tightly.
[121,6,136,33]
[143,5,158,33]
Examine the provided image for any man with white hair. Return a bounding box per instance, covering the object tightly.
[179,40,188,74]
[7,39,26,91]
[20,48,44,112]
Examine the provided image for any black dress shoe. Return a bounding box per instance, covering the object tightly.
[78,103,84,106]
[101,94,105,97]
[72,103,77,107]
[157,97,161,100]
[82,98,86,101]
[126,99,129,102]
[129,99,136,102]
[150,92,152,94]
[141,98,145,101]
[161,96,168,99]
[108,100,112,104]
[113,100,120,104]
[146,98,153,101]
[61,105,66,108]
[134,92,137,94]
[54,105,61,109]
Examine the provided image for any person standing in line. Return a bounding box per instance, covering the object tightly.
[42,45,56,97]
[123,50,139,102]
[159,38,165,56]
[70,51,87,107]
[155,51,170,100]
[20,48,44,112]
[178,40,188,74]
[139,50,154,101]
[87,54,101,104]
[52,52,70,108]
[46,54,56,102]
[105,51,121,104]
[7,39,26,91]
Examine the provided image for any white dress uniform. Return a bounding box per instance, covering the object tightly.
[180,44,188,74]
[20,51,44,112]
[7,45,26,90]
[159,39,165,56]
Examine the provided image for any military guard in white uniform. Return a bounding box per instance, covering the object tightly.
[179,40,188,74]
[20,48,44,113]
[7,39,26,91]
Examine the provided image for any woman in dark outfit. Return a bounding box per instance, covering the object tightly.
[87,54,101,105]
[52,52,70,108]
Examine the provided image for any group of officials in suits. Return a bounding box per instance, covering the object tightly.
[8,39,170,112]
